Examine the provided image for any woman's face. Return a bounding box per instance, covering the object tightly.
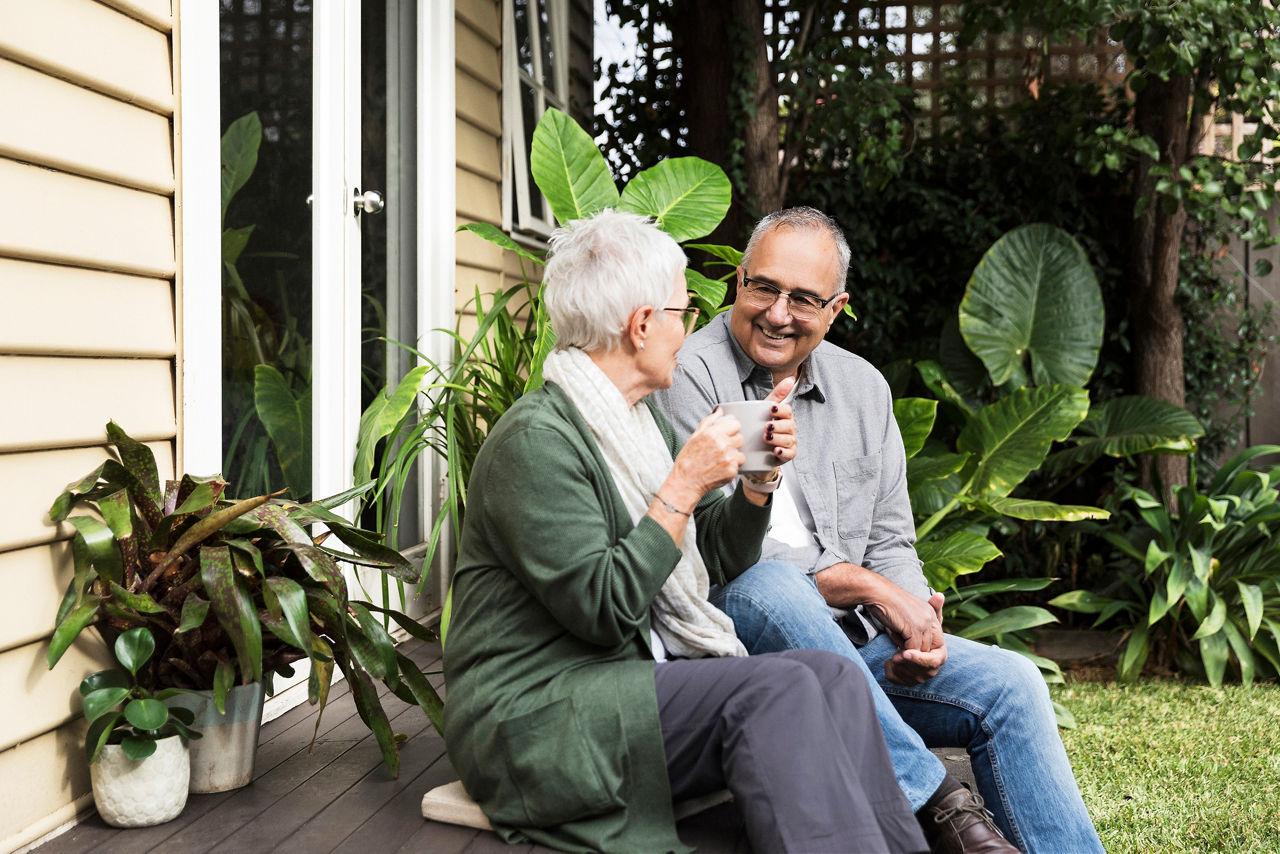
[638,270,692,393]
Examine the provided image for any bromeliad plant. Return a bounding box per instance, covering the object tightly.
[81,626,202,763]
[47,422,443,775]
[1051,445,1280,687]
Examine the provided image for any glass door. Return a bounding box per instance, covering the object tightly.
[220,0,429,613]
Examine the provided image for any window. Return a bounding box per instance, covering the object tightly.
[503,0,569,238]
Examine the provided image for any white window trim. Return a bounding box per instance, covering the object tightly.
[502,0,570,239]
[175,0,223,476]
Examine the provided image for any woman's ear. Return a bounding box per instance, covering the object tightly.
[628,306,655,349]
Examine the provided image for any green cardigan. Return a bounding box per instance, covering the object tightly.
[442,382,770,853]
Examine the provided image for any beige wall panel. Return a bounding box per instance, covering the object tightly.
[0,160,175,278]
[456,0,500,40]
[455,218,508,271]
[0,727,91,853]
[0,58,174,194]
[0,636,112,752]
[456,166,502,225]
[0,443,173,553]
[455,264,505,301]
[99,0,173,31]
[457,117,501,182]
[456,19,501,89]
[0,0,173,115]
[0,542,71,653]
[457,69,502,137]
[0,356,175,453]
[0,259,175,357]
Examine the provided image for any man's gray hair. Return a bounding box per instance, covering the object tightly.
[741,206,851,295]
[543,209,687,353]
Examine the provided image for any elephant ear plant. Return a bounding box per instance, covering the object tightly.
[47,422,443,776]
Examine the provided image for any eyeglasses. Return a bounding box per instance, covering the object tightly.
[663,305,701,334]
[740,276,838,321]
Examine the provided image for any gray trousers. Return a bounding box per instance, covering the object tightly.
[655,648,928,854]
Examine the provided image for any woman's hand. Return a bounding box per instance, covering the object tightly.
[761,377,797,467]
[664,407,747,508]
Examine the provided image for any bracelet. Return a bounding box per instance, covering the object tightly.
[655,494,692,516]
[741,470,782,494]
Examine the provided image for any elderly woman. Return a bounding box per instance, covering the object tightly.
[442,210,925,854]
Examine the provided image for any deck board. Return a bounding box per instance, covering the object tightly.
[29,638,747,853]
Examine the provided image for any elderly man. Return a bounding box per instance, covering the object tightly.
[651,207,1102,854]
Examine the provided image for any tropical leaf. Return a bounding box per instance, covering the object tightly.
[956,605,1058,640]
[355,365,430,486]
[1045,395,1203,475]
[958,384,1090,498]
[917,531,1002,590]
[973,496,1109,522]
[200,545,263,683]
[123,697,169,731]
[255,365,312,499]
[529,107,619,224]
[685,242,743,267]
[686,269,728,318]
[47,595,103,669]
[893,398,938,460]
[915,360,977,418]
[456,222,545,266]
[959,223,1103,388]
[618,156,732,242]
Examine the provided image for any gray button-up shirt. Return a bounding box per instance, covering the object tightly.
[650,312,928,644]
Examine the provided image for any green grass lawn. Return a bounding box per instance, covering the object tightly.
[1055,676,1280,853]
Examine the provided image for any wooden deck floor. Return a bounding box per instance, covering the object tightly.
[30,637,749,854]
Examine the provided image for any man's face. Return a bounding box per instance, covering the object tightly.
[730,225,849,383]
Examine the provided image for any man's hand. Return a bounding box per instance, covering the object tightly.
[884,641,948,685]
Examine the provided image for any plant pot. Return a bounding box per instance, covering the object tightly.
[90,735,190,827]
[170,682,266,792]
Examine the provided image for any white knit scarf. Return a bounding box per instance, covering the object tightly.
[542,347,747,659]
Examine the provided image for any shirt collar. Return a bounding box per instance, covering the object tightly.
[722,314,826,403]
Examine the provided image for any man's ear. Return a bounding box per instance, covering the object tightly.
[827,293,851,329]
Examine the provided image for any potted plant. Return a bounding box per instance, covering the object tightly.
[48,422,443,792]
[81,626,201,827]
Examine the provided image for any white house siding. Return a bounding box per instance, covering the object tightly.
[0,0,178,848]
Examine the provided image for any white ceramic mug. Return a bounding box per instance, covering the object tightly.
[718,399,776,473]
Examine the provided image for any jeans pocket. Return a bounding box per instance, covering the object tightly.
[497,697,625,828]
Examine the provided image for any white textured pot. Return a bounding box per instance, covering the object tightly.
[170,682,265,792]
[90,735,190,828]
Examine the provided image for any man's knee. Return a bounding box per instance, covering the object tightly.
[716,561,826,616]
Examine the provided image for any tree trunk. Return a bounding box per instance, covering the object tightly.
[1130,73,1194,492]
[670,0,778,291]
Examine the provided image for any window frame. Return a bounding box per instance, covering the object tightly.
[502,0,570,240]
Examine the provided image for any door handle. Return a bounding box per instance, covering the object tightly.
[353,189,385,215]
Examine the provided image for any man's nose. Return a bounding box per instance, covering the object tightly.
[765,294,792,324]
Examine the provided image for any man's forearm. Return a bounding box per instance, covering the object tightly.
[813,562,891,609]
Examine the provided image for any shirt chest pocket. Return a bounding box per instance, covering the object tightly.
[834,454,881,541]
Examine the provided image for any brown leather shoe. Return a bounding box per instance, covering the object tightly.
[919,787,1019,853]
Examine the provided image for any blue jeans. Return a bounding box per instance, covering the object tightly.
[710,562,1103,854]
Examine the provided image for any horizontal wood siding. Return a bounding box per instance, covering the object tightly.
[0,259,176,357]
[0,160,175,277]
[0,356,176,452]
[0,57,175,193]
[0,0,173,114]
[0,0,177,846]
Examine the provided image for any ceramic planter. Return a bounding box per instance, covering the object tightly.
[170,682,266,792]
[90,735,190,827]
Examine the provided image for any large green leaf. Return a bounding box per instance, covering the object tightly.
[529,107,619,225]
[893,398,938,460]
[264,577,311,651]
[123,697,169,731]
[686,269,728,319]
[355,365,430,487]
[618,157,731,242]
[974,496,1109,522]
[254,365,311,500]
[956,605,1058,640]
[524,295,557,393]
[958,384,1090,498]
[221,111,262,225]
[456,222,545,266]
[1045,395,1203,474]
[917,531,1002,590]
[200,545,263,683]
[47,595,103,669]
[959,224,1103,388]
[82,686,130,723]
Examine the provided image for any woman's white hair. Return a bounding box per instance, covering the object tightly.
[543,208,687,352]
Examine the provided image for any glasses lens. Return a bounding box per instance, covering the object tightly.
[787,294,822,318]
[684,308,700,333]
[742,280,780,307]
